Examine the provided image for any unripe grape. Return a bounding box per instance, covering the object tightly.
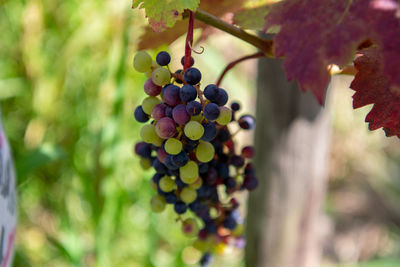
[180,160,199,184]
[216,106,232,125]
[133,51,152,72]
[142,96,160,115]
[184,121,204,140]
[195,141,215,162]
[152,67,171,86]
[182,218,199,237]
[159,176,176,192]
[140,124,158,143]
[151,195,166,213]
[165,138,182,155]
[180,187,197,204]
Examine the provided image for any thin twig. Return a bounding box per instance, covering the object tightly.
[216,51,265,86]
[184,11,194,71]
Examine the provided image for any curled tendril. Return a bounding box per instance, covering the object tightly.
[188,43,205,54]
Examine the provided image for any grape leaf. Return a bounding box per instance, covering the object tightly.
[137,0,246,50]
[132,0,200,32]
[233,5,272,30]
[264,0,400,104]
[350,47,400,138]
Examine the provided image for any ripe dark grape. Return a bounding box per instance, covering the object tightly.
[231,102,241,111]
[242,146,255,158]
[172,151,189,167]
[174,201,187,214]
[243,174,258,190]
[163,84,181,106]
[203,103,220,121]
[186,101,202,116]
[184,67,202,85]
[172,104,190,125]
[238,115,256,130]
[152,103,166,120]
[156,51,171,66]
[231,155,245,167]
[204,84,219,101]
[181,56,194,67]
[155,117,176,139]
[179,84,197,102]
[144,78,162,96]
[135,142,152,158]
[201,121,217,142]
[174,69,184,84]
[134,105,149,123]
[215,88,228,106]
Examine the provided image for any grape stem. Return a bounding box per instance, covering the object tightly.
[187,9,273,57]
[216,51,265,86]
[184,11,195,71]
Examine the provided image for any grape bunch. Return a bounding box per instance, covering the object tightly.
[133,50,258,266]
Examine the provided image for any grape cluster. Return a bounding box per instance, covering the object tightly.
[133,50,258,266]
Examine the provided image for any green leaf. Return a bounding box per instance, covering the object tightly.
[132,0,200,32]
[233,5,273,31]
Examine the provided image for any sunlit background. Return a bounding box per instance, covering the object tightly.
[0,0,399,266]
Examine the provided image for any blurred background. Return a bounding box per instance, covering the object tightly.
[0,0,399,266]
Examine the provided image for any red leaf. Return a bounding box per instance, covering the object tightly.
[138,0,246,50]
[350,47,400,138]
[264,0,400,104]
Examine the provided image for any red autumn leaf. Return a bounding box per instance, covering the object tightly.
[350,47,400,138]
[264,0,400,104]
[137,0,246,50]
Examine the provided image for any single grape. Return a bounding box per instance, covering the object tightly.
[174,69,184,84]
[238,115,256,130]
[189,177,203,190]
[201,121,217,142]
[135,142,152,158]
[184,68,202,85]
[144,78,162,96]
[151,195,166,213]
[180,187,197,204]
[172,151,189,167]
[140,124,160,144]
[164,154,179,170]
[241,146,254,158]
[184,121,204,140]
[216,106,232,125]
[155,117,176,139]
[224,177,237,190]
[133,51,152,73]
[140,158,151,169]
[203,103,220,121]
[230,102,241,111]
[200,253,212,267]
[156,51,171,66]
[223,216,237,230]
[186,101,202,116]
[165,106,173,118]
[182,218,199,237]
[172,104,190,125]
[180,160,199,184]
[215,88,228,106]
[152,103,167,120]
[180,84,197,102]
[243,174,258,190]
[165,192,178,204]
[134,105,149,123]
[165,138,182,155]
[195,141,215,163]
[153,158,167,174]
[159,176,176,192]
[163,84,181,106]
[152,67,171,86]
[204,84,219,102]
[142,96,160,115]
[156,148,167,163]
[230,155,245,167]
[174,201,187,214]
[190,114,203,122]
[181,56,195,67]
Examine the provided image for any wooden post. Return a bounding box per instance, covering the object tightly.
[245,57,331,267]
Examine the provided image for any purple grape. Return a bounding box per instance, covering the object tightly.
[144,78,162,96]
[134,105,149,123]
[242,146,254,158]
[163,84,181,106]
[243,174,258,190]
[165,106,173,118]
[223,216,237,230]
[230,102,240,111]
[155,117,176,139]
[204,84,219,102]
[172,151,189,167]
[215,88,228,106]
[224,177,237,190]
[174,201,187,214]
[152,103,166,120]
[186,101,202,116]
[172,104,190,125]
[156,51,171,66]
[179,84,197,102]
[238,115,256,130]
[152,158,167,174]
[203,103,220,121]
[200,253,212,267]
[201,121,217,141]
[230,155,245,167]
[181,56,194,67]
[175,69,183,84]
[184,68,201,85]
[164,154,179,170]
[134,142,151,158]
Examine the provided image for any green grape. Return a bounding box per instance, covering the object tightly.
[190,114,203,122]
[193,238,212,252]
[140,124,158,143]
[165,138,182,155]
[159,176,176,192]
[152,67,171,86]
[180,160,199,184]
[216,106,232,125]
[184,121,204,140]
[151,136,163,147]
[180,187,197,204]
[182,218,199,237]
[189,178,202,190]
[140,158,151,169]
[133,51,152,73]
[142,96,160,115]
[151,195,166,213]
[195,141,215,162]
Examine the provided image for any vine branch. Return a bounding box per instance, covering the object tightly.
[184,11,194,71]
[216,51,266,86]
[184,9,274,57]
